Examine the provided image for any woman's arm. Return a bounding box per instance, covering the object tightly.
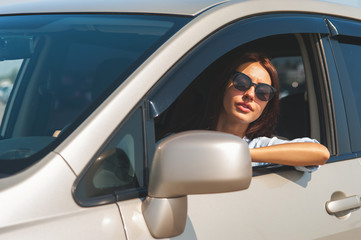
[250,142,330,166]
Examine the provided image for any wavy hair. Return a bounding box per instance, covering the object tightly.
[201,52,279,139]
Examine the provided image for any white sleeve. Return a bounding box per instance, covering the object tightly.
[249,136,320,172]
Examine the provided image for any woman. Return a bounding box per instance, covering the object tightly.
[203,52,330,168]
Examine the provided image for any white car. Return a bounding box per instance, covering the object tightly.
[1,0,361,239]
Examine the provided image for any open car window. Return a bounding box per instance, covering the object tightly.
[154,34,326,170]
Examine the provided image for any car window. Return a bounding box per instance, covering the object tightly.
[336,36,361,152]
[0,14,189,177]
[273,56,306,99]
[152,33,327,170]
[74,108,145,206]
[0,59,22,125]
[155,35,315,138]
[272,55,310,140]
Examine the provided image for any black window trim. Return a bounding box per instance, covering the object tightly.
[320,35,353,161]
[325,17,361,156]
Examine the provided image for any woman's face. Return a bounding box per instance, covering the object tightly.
[220,61,272,127]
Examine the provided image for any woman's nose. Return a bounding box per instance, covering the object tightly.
[242,86,256,101]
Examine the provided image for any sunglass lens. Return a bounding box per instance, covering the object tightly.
[233,73,251,91]
[255,84,274,101]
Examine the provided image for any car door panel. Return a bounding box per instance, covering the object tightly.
[119,159,361,239]
[185,160,361,239]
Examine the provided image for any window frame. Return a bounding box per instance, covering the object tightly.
[146,13,337,171]
[147,14,330,119]
[324,17,361,157]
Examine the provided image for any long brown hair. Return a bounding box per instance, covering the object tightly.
[201,52,279,139]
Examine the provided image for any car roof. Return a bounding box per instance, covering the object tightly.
[0,0,230,16]
[1,0,361,18]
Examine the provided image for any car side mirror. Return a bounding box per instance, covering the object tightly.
[142,130,252,238]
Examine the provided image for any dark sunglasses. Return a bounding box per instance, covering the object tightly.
[232,72,276,102]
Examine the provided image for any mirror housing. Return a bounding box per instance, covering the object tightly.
[142,130,252,238]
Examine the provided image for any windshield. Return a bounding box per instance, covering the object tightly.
[0,14,189,177]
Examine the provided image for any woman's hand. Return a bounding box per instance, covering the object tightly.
[250,142,330,166]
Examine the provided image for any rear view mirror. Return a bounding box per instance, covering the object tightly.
[0,36,34,60]
[143,130,252,238]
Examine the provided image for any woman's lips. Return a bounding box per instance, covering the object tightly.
[236,102,253,112]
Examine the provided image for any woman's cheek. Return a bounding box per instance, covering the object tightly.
[254,102,267,117]
[223,89,237,111]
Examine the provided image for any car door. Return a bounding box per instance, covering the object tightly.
[115,13,361,239]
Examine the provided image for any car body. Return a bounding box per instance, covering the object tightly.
[1,0,361,239]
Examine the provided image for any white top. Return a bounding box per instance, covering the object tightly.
[245,136,320,172]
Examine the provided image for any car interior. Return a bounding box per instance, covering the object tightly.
[154,34,323,160]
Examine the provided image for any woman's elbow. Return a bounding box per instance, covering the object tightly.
[316,144,330,165]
